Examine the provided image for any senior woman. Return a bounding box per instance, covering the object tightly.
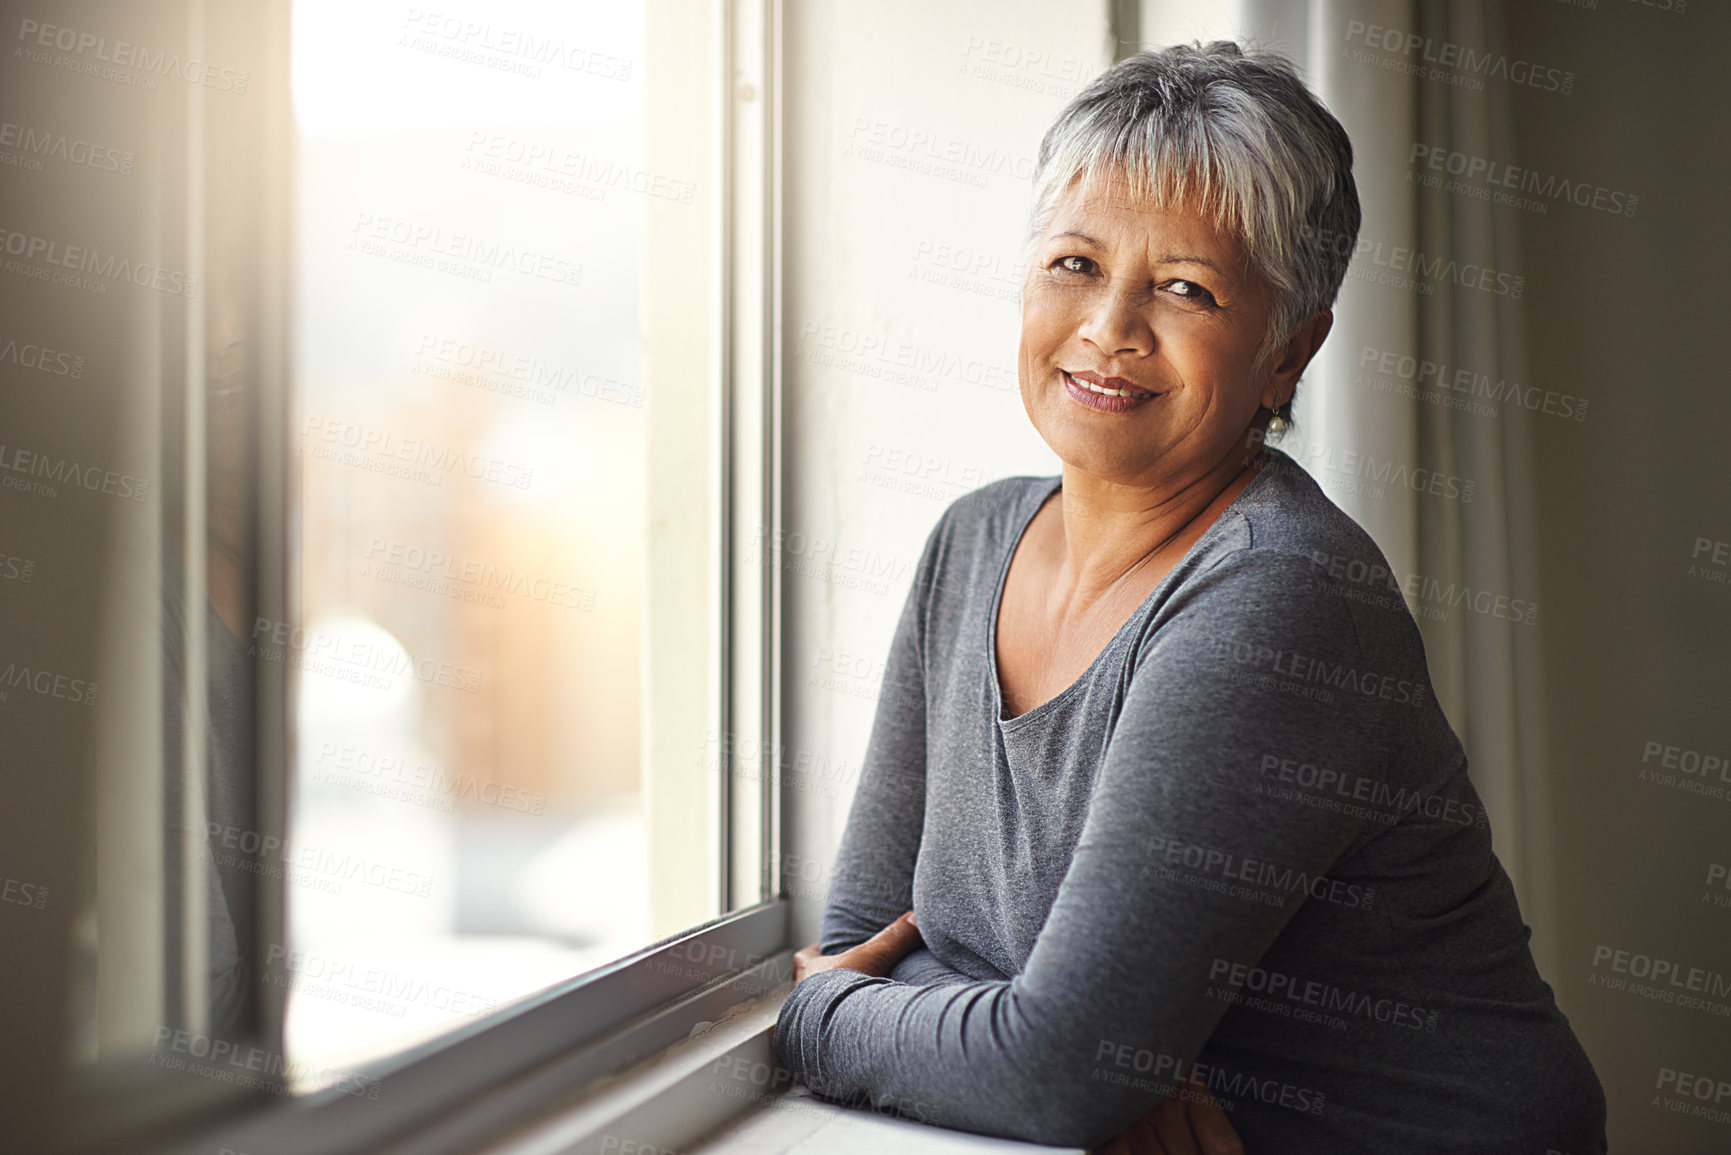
[772,42,1606,1154]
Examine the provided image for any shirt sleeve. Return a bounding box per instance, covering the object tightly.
[773,549,1394,1148]
[814,505,949,954]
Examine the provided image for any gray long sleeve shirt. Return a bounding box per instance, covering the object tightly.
[773,447,1606,1153]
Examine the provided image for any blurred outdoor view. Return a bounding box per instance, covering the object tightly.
[286,0,690,1080]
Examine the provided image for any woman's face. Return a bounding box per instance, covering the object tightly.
[1018,174,1289,490]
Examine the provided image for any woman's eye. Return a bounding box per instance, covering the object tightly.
[1052,255,1096,275]
[1165,279,1217,306]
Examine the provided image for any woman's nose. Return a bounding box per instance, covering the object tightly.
[1077,286,1153,357]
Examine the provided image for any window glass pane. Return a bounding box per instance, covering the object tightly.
[287,0,722,1082]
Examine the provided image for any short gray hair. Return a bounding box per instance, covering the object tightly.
[1028,42,1361,421]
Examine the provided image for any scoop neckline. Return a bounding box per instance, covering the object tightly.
[987,451,1282,728]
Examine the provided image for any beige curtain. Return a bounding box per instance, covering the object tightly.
[1230,0,1562,975]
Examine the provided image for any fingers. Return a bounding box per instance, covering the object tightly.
[1107,1072,1239,1155]
[1179,1075,1244,1155]
[1093,1130,1145,1155]
[1149,1100,1201,1155]
[791,941,822,985]
[793,914,923,985]
[1122,1112,1168,1154]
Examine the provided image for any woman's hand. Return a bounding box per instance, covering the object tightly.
[773,913,923,1051]
[784,921,1242,1155]
[1094,1073,1244,1155]
[791,911,923,986]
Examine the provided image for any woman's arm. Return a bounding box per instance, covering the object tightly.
[774,549,1391,1149]
[814,508,948,954]
[791,925,1246,1155]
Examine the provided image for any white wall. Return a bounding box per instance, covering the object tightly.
[778,0,1112,943]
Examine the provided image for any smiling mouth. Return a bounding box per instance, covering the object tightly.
[1064,370,1159,400]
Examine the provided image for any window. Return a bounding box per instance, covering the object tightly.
[285,0,749,1082]
[2,1,787,1151]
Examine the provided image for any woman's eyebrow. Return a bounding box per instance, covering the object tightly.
[1156,253,1225,273]
[1049,230,1105,248]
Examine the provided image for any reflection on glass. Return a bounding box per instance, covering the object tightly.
[287,0,699,1081]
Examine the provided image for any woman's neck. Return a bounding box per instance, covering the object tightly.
[1051,438,1268,602]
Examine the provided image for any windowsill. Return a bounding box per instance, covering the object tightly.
[472,983,1085,1155]
[689,1085,1088,1154]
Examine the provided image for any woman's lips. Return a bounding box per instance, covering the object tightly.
[1063,370,1161,413]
